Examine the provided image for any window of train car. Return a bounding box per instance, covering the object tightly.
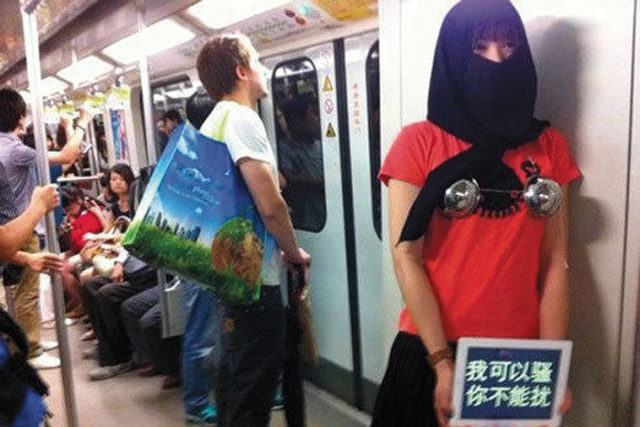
[151,78,194,156]
[272,58,327,233]
[367,41,381,239]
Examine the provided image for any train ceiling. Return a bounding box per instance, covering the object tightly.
[0,0,377,99]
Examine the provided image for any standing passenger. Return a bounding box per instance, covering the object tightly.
[0,88,89,369]
[181,88,221,425]
[196,33,311,426]
[372,1,578,426]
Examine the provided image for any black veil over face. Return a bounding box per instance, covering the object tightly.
[428,0,546,148]
[398,0,549,243]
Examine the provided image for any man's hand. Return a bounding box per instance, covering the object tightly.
[31,184,59,214]
[26,252,64,273]
[434,359,454,427]
[111,262,124,283]
[282,248,312,283]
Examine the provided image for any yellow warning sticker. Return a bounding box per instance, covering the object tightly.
[322,76,334,92]
[326,122,336,138]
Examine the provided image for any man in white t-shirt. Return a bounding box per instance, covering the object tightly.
[197,33,311,426]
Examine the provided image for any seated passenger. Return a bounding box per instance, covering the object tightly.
[60,185,105,254]
[121,284,181,389]
[103,163,135,231]
[81,254,156,381]
[58,186,105,318]
[96,172,116,206]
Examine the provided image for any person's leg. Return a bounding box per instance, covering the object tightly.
[139,300,181,388]
[80,276,109,327]
[80,277,109,345]
[122,285,161,367]
[61,269,83,315]
[94,282,146,366]
[13,234,42,357]
[182,280,221,415]
[370,332,439,427]
[216,287,285,427]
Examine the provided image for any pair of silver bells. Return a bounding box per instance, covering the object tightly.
[442,176,563,218]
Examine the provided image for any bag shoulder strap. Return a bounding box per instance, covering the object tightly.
[211,110,231,141]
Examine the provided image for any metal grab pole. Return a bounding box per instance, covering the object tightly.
[21,9,80,427]
[137,3,157,166]
[87,119,100,194]
[136,2,169,315]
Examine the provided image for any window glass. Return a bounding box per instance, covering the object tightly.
[366,41,381,239]
[272,58,326,232]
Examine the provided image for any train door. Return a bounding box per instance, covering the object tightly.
[261,43,357,403]
[343,32,387,411]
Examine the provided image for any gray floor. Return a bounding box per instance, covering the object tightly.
[38,322,370,427]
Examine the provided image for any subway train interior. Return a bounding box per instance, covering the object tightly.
[1,0,640,426]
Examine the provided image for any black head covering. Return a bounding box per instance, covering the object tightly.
[398,0,549,243]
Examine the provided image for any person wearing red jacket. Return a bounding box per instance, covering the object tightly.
[59,186,105,317]
[61,186,105,253]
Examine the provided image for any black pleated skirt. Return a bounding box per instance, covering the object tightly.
[371,332,439,427]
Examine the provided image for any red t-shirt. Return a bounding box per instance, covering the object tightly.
[379,121,581,340]
[69,211,103,253]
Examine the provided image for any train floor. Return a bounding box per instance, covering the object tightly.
[38,321,371,427]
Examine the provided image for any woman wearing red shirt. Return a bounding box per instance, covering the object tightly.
[61,186,104,253]
[371,1,580,426]
[60,186,104,317]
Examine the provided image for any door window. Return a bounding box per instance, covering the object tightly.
[151,77,194,156]
[272,58,327,232]
[366,41,381,239]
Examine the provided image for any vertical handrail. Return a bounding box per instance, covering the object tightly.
[20,8,80,427]
[137,1,157,166]
[87,119,99,194]
[136,0,169,330]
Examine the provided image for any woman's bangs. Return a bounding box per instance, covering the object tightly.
[472,19,522,43]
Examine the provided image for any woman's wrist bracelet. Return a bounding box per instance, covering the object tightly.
[427,347,454,368]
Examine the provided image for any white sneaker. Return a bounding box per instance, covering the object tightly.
[65,318,77,326]
[29,352,61,370]
[40,340,58,351]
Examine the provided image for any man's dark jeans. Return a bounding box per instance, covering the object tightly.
[215,286,285,427]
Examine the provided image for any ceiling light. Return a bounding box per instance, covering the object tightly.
[164,87,197,99]
[40,76,69,96]
[57,56,113,86]
[187,0,290,29]
[102,18,195,65]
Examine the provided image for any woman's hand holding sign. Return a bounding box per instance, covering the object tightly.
[435,359,455,426]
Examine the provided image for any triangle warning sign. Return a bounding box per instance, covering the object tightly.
[326,122,336,138]
[322,76,334,92]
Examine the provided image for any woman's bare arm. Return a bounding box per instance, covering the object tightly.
[538,185,571,339]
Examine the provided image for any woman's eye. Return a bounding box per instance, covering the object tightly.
[472,42,487,54]
[502,42,518,55]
